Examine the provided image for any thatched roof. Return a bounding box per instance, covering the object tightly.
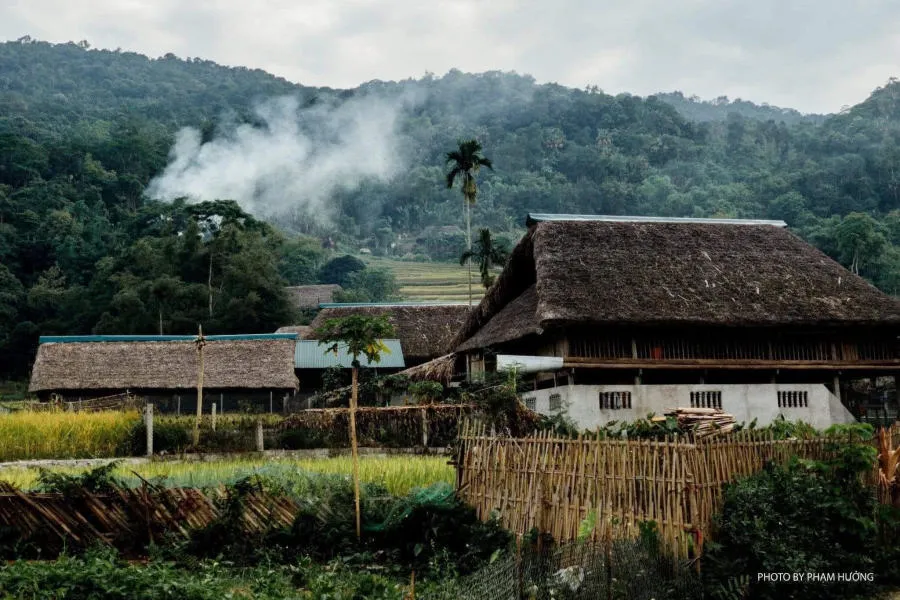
[396,353,458,383]
[29,339,298,392]
[307,303,472,363]
[453,215,900,350]
[285,285,342,310]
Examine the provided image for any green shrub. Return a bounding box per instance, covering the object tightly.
[703,430,881,600]
[121,421,192,455]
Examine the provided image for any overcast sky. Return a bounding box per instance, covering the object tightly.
[2,0,899,114]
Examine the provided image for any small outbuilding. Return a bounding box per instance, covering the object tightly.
[285,285,343,311]
[305,302,472,366]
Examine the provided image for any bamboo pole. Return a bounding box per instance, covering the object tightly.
[193,325,205,447]
[350,364,362,539]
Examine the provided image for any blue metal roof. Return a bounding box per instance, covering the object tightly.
[39,334,298,344]
[525,213,787,228]
[295,339,405,369]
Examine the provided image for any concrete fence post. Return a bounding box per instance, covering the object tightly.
[283,394,288,414]
[145,403,154,456]
[421,407,429,448]
[269,391,273,414]
[219,393,224,416]
[256,419,264,452]
[211,402,217,431]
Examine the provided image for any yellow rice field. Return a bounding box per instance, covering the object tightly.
[0,410,140,461]
[0,455,454,496]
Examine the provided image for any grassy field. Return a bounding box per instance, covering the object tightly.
[363,256,487,303]
[0,454,454,496]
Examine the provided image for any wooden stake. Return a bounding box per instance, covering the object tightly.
[193,325,205,448]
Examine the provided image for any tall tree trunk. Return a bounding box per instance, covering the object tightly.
[193,327,205,447]
[208,252,214,318]
[350,365,362,539]
[465,199,473,306]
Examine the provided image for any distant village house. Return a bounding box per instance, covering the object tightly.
[28,334,298,413]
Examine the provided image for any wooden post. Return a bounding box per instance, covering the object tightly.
[269,391,273,414]
[833,374,842,404]
[211,402,217,431]
[350,365,362,539]
[421,407,429,448]
[256,419,264,452]
[176,395,181,415]
[193,326,205,447]
[219,393,223,416]
[145,403,154,456]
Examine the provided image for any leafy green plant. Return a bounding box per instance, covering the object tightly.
[36,461,124,495]
[703,448,879,600]
[408,381,444,405]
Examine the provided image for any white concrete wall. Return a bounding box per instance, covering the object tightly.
[521,383,856,430]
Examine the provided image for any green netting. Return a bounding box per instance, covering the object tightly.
[366,482,456,532]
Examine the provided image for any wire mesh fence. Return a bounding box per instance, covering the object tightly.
[422,537,700,600]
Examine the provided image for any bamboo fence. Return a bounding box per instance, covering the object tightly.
[24,392,144,413]
[277,404,476,448]
[0,480,297,553]
[456,422,900,561]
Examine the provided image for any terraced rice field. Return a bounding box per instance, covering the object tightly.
[364,257,491,303]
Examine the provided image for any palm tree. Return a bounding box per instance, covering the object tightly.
[446,139,493,305]
[460,228,509,289]
[315,314,395,538]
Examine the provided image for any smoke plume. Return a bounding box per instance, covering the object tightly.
[146,94,406,225]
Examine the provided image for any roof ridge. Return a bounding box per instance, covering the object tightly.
[525,213,787,227]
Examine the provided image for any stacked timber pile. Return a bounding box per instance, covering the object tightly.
[662,407,736,438]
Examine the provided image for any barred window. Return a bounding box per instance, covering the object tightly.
[523,396,536,411]
[690,391,722,410]
[777,390,809,408]
[549,393,562,411]
[599,391,632,410]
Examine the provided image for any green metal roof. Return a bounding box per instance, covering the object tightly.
[295,339,405,369]
[525,213,787,227]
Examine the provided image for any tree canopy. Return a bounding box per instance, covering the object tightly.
[4,39,900,378]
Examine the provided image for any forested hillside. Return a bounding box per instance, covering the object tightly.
[3,38,900,377]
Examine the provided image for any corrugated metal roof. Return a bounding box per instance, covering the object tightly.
[525,213,787,227]
[39,334,297,344]
[295,339,405,369]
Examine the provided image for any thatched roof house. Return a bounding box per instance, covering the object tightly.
[307,303,471,365]
[285,285,342,311]
[452,214,900,430]
[29,335,298,399]
[452,214,900,353]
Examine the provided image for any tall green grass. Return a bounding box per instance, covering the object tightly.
[0,410,140,461]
